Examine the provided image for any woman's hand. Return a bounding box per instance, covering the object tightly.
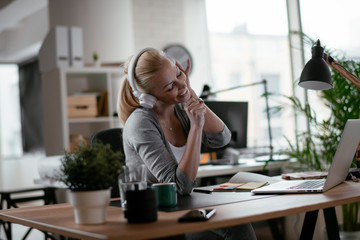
[176,59,197,98]
[176,59,191,82]
[180,96,206,181]
[184,97,206,129]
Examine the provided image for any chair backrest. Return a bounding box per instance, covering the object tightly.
[90,128,124,154]
[89,128,124,198]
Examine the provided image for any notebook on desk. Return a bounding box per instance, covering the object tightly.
[252,119,360,194]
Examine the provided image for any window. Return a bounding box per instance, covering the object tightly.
[300,0,360,122]
[0,64,22,158]
[229,72,242,87]
[205,0,293,152]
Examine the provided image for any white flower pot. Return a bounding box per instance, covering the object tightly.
[68,189,111,224]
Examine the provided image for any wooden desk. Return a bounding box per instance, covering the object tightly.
[0,181,359,240]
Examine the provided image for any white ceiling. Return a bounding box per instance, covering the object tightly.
[0,0,47,33]
[0,0,47,62]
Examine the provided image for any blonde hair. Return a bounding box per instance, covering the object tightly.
[117,49,166,124]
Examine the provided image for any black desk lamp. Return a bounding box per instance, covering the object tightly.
[298,39,360,167]
[200,80,276,162]
[299,40,360,91]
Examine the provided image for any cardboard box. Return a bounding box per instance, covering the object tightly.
[67,95,98,118]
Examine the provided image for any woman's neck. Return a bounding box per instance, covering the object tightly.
[154,103,186,146]
[153,103,175,120]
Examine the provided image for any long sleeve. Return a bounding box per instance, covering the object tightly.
[123,108,195,195]
[122,105,231,195]
[175,103,231,150]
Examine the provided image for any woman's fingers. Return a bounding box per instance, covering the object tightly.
[176,59,191,77]
[185,98,206,115]
[185,58,191,76]
[176,60,184,72]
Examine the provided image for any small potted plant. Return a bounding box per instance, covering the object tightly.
[93,52,100,67]
[54,141,124,224]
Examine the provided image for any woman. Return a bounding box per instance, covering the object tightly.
[118,48,256,239]
[118,47,230,194]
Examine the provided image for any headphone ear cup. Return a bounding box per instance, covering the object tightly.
[138,93,157,109]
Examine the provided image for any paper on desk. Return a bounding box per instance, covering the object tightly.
[213,182,268,192]
[237,182,268,190]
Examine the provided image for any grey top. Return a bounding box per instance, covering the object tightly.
[122,103,231,195]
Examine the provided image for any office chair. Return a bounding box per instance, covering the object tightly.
[90,128,125,198]
[90,128,124,154]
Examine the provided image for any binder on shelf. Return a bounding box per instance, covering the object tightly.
[39,26,70,72]
[69,26,84,68]
[39,25,84,72]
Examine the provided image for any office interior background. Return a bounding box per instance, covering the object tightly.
[0,0,360,183]
[0,1,359,239]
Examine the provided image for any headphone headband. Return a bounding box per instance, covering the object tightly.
[127,47,157,108]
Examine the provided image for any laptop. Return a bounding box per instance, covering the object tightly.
[252,119,360,194]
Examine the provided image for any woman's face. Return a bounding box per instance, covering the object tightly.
[151,58,190,104]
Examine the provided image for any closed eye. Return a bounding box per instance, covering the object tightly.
[177,67,182,77]
[168,83,175,91]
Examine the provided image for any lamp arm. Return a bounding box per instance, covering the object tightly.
[207,80,266,96]
[324,54,360,90]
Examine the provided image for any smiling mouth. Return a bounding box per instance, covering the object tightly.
[178,89,188,97]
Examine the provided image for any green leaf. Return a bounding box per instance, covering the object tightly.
[53,141,125,191]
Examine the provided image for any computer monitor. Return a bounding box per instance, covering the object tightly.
[202,101,248,152]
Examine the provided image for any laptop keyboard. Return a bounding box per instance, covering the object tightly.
[289,179,326,189]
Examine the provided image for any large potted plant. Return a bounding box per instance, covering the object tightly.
[54,141,124,224]
[284,45,360,237]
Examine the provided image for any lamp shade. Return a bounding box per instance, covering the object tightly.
[299,40,333,90]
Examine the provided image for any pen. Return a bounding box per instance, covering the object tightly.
[193,188,212,194]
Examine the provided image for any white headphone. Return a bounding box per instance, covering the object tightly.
[128,48,158,109]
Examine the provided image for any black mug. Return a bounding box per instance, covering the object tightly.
[125,189,158,223]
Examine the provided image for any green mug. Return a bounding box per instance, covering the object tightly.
[151,182,177,207]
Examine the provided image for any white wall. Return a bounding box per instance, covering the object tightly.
[48,0,135,64]
[132,0,210,95]
[132,0,185,50]
[183,0,211,94]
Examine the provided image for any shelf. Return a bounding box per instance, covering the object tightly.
[42,67,124,156]
[68,117,113,124]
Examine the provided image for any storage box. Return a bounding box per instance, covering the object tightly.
[67,95,98,118]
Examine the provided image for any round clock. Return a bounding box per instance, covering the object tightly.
[163,44,193,74]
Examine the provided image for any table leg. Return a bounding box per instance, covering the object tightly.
[1,221,12,240]
[323,207,340,240]
[267,218,285,240]
[0,194,12,240]
[300,210,319,240]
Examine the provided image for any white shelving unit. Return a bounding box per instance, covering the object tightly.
[41,67,123,156]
